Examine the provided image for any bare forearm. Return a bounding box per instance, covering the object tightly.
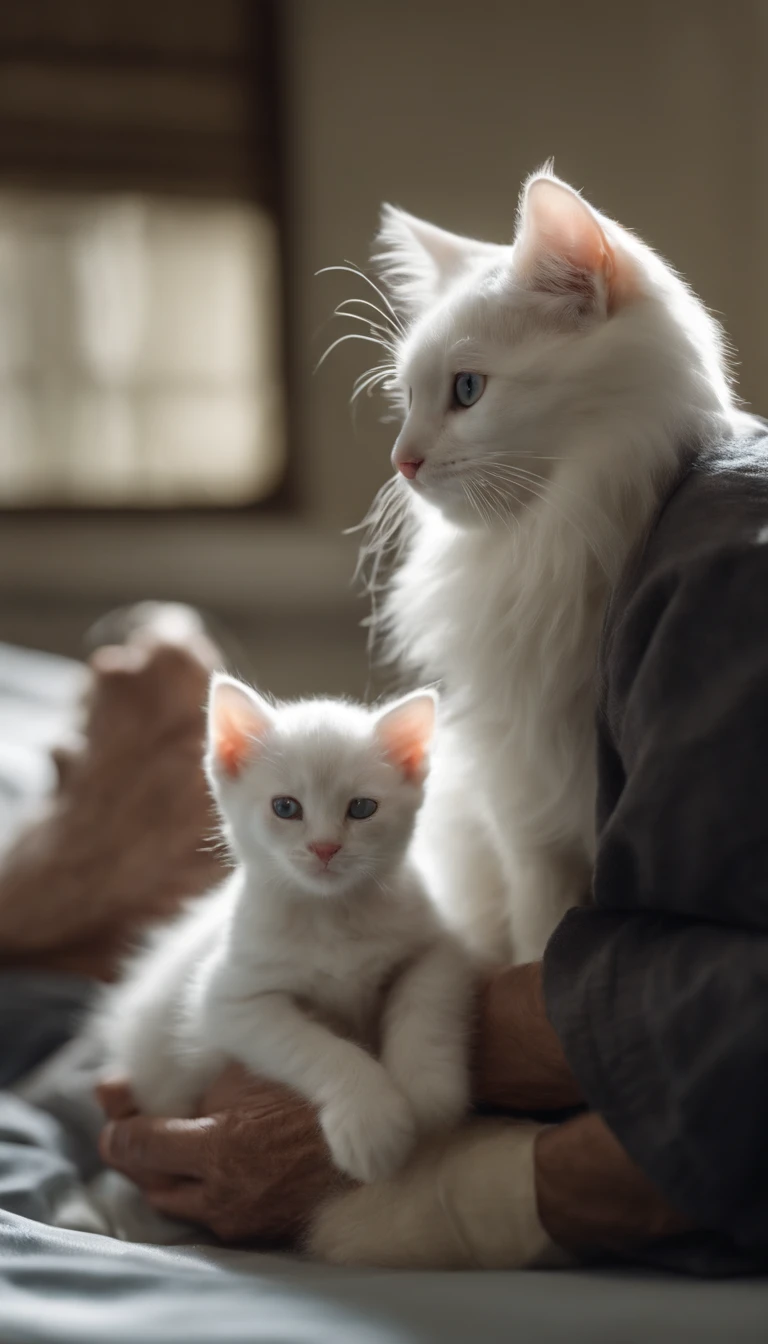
[535,1112,690,1255]
[473,962,583,1111]
[475,963,689,1256]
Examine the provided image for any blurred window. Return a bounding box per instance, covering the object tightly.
[0,1,285,509]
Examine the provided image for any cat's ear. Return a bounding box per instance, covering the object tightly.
[513,172,616,312]
[374,206,485,318]
[206,674,273,781]
[374,689,437,783]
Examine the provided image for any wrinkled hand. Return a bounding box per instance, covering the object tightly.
[97,1065,347,1245]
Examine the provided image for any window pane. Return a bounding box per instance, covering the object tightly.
[0,191,285,506]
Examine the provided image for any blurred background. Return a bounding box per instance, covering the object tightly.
[0,0,765,698]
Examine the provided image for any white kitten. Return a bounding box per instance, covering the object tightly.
[361,167,737,964]
[96,675,471,1187]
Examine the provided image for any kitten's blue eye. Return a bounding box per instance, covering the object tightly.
[453,372,486,408]
[346,798,378,820]
[272,797,302,820]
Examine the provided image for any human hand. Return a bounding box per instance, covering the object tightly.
[473,961,583,1112]
[97,1064,346,1244]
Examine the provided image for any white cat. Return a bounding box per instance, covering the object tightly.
[358,166,737,964]
[96,674,471,1187]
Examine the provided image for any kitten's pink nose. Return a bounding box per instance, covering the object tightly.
[309,841,341,867]
[396,458,424,480]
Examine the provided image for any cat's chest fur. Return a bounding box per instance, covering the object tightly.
[228,872,434,1034]
[390,511,606,849]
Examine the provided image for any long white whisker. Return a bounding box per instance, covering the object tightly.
[352,361,392,391]
[334,307,397,352]
[351,369,395,404]
[352,359,394,386]
[466,477,494,529]
[460,480,482,526]
[349,476,411,660]
[317,263,406,336]
[476,460,623,552]
[474,473,538,540]
[315,332,389,372]
[335,310,396,344]
[487,476,522,535]
[478,449,570,463]
[481,480,514,532]
[471,473,519,534]
[476,466,612,575]
[334,297,399,337]
[462,480,487,528]
[477,465,619,550]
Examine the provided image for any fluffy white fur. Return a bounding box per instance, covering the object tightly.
[356,167,739,964]
[96,675,471,1188]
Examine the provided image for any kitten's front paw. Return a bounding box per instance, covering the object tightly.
[394,1060,469,1136]
[320,1081,416,1183]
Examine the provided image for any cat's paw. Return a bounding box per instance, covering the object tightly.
[388,1058,470,1136]
[320,1081,416,1183]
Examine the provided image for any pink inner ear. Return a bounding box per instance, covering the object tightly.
[376,694,435,782]
[517,177,616,301]
[385,728,426,781]
[210,683,269,779]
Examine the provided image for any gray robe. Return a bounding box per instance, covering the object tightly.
[544,423,768,1274]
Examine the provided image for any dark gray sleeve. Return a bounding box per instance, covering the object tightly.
[544,545,768,1260]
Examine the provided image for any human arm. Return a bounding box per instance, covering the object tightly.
[99,1066,345,1245]
[543,545,768,1266]
[100,963,687,1259]
[476,961,690,1257]
[473,960,582,1111]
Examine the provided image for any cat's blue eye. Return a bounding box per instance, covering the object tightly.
[453,372,486,408]
[272,797,302,820]
[346,798,378,821]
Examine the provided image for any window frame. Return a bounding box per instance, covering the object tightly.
[0,0,298,524]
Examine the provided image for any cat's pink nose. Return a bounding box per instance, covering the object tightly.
[309,841,341,867]
[396,458,424,480]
